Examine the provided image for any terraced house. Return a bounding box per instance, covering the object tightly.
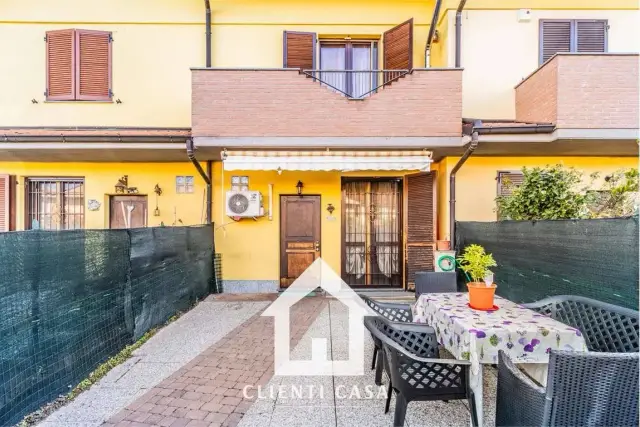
[1,0,638,292]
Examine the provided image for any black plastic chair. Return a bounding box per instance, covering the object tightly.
[523,295,639,353]
[496,349,639,427]
[366,316,478,427]
[362,295,414,385]
[414,271,457,297]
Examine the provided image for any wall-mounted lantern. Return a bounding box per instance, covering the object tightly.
[296,180,304,196]
[326,203,335,215]
[153,184,162,216]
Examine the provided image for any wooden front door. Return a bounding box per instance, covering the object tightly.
[280,195,321,288]
[109,195,148,229]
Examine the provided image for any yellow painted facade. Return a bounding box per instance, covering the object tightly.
[446,8,640,118]
[211,164,433,280]
[0,0,637,288]
[0,162,208,229]
[436,157,639,239]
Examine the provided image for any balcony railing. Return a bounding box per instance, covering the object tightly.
[301,69,410,99]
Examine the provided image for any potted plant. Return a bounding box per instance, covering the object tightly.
[457,244,498,310]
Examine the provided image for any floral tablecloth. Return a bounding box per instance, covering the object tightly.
[413,293,588,374]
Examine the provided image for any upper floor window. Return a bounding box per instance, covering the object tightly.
[539,20,608,64]
[282,19,413,99]
[46,29,112,101]
[319,40,378,98]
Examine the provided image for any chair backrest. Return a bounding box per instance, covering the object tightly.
[361,295,413,322]
[368,317,470,401]
[414,271,457,298]
[546,350,639,427]
[369,315,439,358]
[524,295,639,353]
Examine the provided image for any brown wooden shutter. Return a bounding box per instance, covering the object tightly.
[577,20,607,53]
[46,29,75,100]
[540,20,571,64]
[0,175,16,232]
[405,172,436,288]
[497,171,524,197]
[283,31,316,69]
[76,30,112,101]
[383,18,413,69]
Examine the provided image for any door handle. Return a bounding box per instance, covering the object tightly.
[315,241,320,252]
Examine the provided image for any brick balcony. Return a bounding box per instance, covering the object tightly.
[191,68,462,138]
[516,53,639,129]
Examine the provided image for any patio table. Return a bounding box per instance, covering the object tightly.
[412,293,588,427]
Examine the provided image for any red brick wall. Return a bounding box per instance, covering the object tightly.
[556,55,639,129]
[516,54,639,129]
[191,69,462,137]
[515,60,558,124]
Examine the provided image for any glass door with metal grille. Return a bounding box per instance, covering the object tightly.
[318,40,378,98]
[26,178,85,230]
[342,178,402,287]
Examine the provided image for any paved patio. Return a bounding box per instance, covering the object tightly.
[38,295,497,427]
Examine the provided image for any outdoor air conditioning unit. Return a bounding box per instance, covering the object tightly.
[226,190,264,218]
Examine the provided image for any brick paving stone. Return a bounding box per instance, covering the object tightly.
[105,297,325,426]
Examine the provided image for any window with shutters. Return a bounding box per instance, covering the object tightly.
[282,19,412,99]
[497,171,524,198]
[318,40,378,98]
[26,178,85,230]
[0,175,16,232]
[539,20,607,64]
[46,29,112,101]
[497,171,523,219]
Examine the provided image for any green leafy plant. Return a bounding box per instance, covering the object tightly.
[496,165,639,220]
[457,244,497,283]
[496,165,593,220]
[587,168,639,218]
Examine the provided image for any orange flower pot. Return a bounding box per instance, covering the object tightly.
[436,240,451,250]
[467,282,497,310]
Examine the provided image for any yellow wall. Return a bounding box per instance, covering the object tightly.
[1,0,204,127]
[4,0,637,127]
[1,0,443,129]
[0,162,209,229]
[438,156,638,234]
[448,8,640,119]
[212,163,423,281]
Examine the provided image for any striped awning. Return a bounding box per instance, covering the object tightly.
[222,151,432,172]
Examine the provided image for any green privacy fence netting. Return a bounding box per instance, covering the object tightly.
[455,217,639,310]
[0,225,217,426]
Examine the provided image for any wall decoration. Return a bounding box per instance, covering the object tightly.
[87,199,101,211]
[114,175,139,194]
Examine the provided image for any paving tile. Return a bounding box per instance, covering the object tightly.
[235,413,272,427]
[335,405,395,427]
[268,406,335,427]
[406,400,471,427]
[103,298,325,427]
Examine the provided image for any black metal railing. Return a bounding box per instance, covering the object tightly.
[301,69,410,99]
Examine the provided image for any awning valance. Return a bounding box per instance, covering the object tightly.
[222,151,432,172]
